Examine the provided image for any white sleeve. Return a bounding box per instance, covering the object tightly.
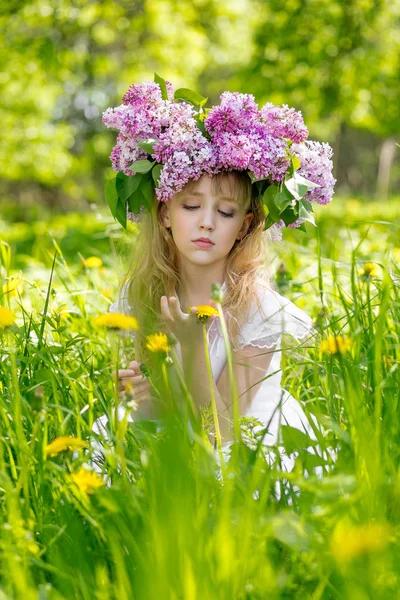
[109,284,136,338]
[237,288,314,350]
[109,283,133,315]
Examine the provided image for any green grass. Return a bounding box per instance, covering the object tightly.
[0,197,399,599]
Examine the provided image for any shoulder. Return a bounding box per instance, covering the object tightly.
[237,281,313,349]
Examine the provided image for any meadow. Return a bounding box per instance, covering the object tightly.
[0,196,399,599]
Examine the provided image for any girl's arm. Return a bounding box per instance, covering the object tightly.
[180,340,275,443]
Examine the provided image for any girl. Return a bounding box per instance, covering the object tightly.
[93,77,335,466]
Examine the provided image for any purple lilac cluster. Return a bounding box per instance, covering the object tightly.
[103,81,335,226]
[260,103,309,144]
[103,81,173,176]
[152,103,216,201]
[204,92,293,182]
[291,141,336,205]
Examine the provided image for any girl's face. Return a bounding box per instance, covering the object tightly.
[160,175,253,269]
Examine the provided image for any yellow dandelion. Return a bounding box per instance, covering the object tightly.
[330,519,390,565]
[2,276,23,298]
[145,332,170,353]
[124,380,134,394]
[93,313,139,331]
[320,335,352,355]
[190,304,219,324]
[361,262,377,278]
[70,467,106,495]
[0,306,16,329]
[45,436,87,458]
[83,256,103,269]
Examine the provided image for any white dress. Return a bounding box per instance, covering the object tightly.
[91,280,319,472]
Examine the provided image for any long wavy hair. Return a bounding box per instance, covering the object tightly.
[123,171,271,361]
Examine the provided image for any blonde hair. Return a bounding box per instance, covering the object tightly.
[124,171,271,360]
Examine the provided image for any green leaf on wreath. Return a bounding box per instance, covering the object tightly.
[275,186,294,212]
[291,156,301,171]
[298,200,316,226]
[284,176,308,201]
[285,173,319,201]
[116,172,142,202]
[174,88,208,107]
[105,177,118,217]
[301,199,313,211]
[154,73,168,100]
[295,174,319,189]
[115,197,127,229]
[263,214,275,231]
[152,164,162,185]
[280,205,299,226]
[138,139,157,154]
[129,159,155,174]
[262,185,280,221]
[139,173,154,211]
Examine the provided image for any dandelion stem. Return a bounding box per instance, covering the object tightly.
[202,324,224,462]
[215,302,241,443]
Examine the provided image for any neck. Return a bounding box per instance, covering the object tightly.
[176,258,226,311]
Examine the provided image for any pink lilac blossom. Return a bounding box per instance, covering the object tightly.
[260,103,308,144]
[205,91,259,135]
[247,130,289,181]
[292,141,336,205]
[288,217,306,229]
[267,222,285,242]
[214,133,254,170]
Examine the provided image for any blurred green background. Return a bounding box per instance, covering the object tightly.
[0,0,399,221]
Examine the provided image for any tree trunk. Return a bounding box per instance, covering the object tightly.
[376,137,397,201]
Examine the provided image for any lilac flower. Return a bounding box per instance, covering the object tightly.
[288,217,306,229]
[214,133,254,170]
[248,131,289,181]
[110,133,147,175]
[267,222,285,242]
[260,103,308,143]
[292,141,336,205]
[205,92,259,136]
[122,80,174,106]
[156,143,215,202]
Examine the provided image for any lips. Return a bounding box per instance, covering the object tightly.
[193,238,214,245]
[193,238,215,249]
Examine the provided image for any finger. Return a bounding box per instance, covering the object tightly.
[128,360,141,372]
[119,374,146,385]
[161,295,174,322]
[169,296,186,321]
[117,369,136,379]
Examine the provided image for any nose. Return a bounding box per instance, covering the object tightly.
[199,206,215,232]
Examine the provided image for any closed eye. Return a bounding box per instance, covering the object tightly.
[183,205,234,218]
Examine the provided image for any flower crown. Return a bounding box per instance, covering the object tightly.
[103,74,335,235]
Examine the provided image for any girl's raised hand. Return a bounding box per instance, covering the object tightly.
[160,295,216,346]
